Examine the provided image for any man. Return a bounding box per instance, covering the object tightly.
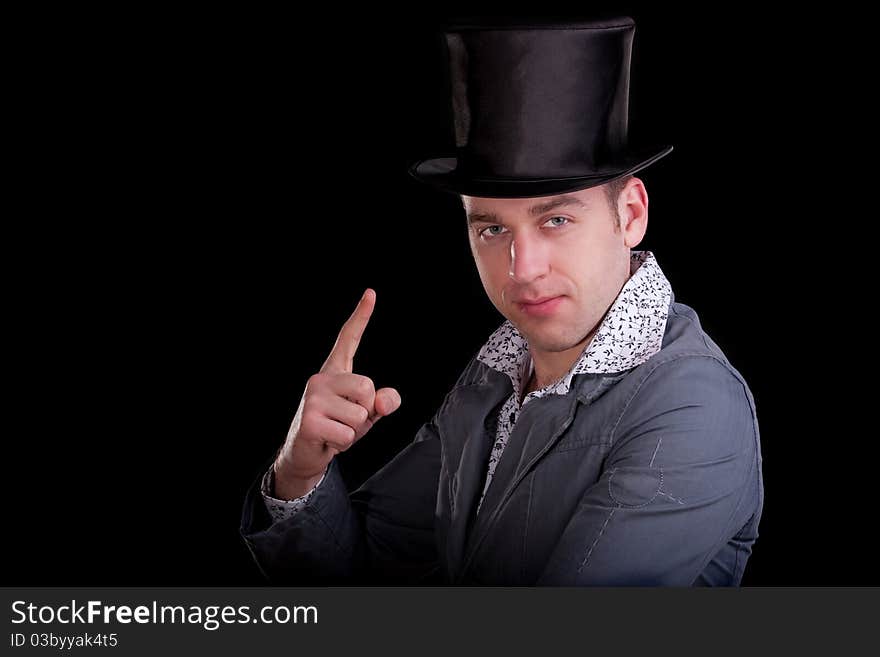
[240,17,764,585]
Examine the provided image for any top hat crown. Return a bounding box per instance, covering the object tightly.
[408,17,673,198]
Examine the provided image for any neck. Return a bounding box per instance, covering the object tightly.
[526,254,632,394]
[526,324,599,394]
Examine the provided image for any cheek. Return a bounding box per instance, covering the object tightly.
[473,255,509,302]
[474,251,503,281]
[556,252,600,298]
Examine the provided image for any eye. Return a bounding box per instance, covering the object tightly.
[478,225,508,240]
[544,216,570,228]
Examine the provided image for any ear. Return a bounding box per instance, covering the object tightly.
[620,178,649,249]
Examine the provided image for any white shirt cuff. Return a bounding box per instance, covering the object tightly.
[260,464,327,523]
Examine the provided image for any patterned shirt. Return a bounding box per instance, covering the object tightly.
[262,250,672,522]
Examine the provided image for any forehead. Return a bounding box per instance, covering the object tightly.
[462,186,605,219]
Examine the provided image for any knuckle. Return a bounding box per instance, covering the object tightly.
[356,375,375,397]
[302,395,322,415]
[339,427,357,449]
[300,410,319,432]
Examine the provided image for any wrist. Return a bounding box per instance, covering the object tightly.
[272,458,324,500]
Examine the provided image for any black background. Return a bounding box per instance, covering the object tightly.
[6,4,869,585]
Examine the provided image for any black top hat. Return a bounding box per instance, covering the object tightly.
[408,17,673,198]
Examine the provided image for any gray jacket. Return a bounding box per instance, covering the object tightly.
[240,291,764,585]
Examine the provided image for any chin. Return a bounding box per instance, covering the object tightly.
[518,328,569,352]
[535,321,597,351]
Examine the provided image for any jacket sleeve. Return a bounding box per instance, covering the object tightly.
[261,464,327,523]
[536,355,762,586]
[240,417,443,584]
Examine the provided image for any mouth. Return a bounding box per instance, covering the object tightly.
[516,295,564,317]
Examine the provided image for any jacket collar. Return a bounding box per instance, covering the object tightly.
[476,250,672,401]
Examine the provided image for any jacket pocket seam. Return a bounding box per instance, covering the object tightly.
[577,505,618,573]
[607,466,663,508]
[551,437,609,452]
[522,473,534,582]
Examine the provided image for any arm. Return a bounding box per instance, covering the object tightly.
[536,356,762,586]
[240,416,442,584]
[241,288,431,583]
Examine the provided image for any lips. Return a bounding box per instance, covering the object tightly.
[517,296,559,305]
[516,295,564,317]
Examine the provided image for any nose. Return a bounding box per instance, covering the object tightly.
[508,232,550,284]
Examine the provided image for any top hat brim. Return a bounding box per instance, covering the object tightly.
[408,143,674,198]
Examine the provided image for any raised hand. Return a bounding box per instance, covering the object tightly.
[272,288,402,499]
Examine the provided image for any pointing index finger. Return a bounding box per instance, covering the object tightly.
[320,288,376,374]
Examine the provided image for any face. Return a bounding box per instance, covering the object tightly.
[463,180,648,357]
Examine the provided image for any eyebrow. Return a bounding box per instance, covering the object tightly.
[466,195,590,225]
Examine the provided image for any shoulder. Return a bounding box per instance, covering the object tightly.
[652,298,755,404]
[631,351,751,406]
[662,300,731,359]
[611,352,759,465]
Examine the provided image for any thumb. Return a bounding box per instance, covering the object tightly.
[373,387,402,418]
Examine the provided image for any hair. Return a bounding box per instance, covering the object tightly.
[458,173,634,229]
[602,174,633,231]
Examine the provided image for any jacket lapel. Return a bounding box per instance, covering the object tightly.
[435,368,512,580]
[455,371,629,581]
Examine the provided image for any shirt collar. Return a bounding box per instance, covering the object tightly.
[476,250,673,399]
